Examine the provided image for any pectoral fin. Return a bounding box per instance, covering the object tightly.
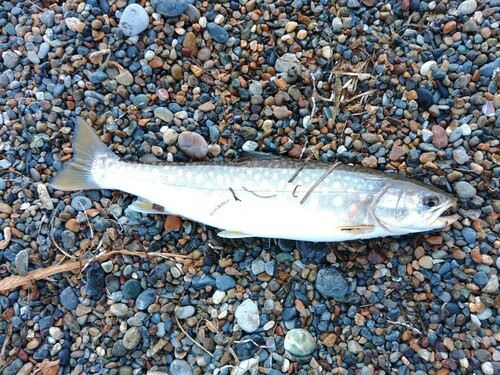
[128,198,169,214]
[338,225,375,235]
[218,230,254,238]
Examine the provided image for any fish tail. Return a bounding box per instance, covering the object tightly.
[50,117,118,191]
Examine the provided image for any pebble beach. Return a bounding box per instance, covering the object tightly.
[0,0,499,374]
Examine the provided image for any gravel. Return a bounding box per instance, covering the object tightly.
[0,0,498,373]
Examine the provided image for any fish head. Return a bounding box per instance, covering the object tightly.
[372,181,459,233]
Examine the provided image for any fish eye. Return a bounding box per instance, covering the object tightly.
[423,196,439,208]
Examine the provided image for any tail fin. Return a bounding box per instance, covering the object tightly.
[50,117,119,191]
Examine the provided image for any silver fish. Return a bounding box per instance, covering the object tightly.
[50,118,458,242]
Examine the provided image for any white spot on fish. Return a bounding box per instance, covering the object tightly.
[331,196,344,208]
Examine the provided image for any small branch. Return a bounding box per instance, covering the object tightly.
[0,249,190,293]
[387,319,423,336]
[175,316,214,358]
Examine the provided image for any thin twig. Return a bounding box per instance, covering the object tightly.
[387,319,423,336]
[175,316,214,358]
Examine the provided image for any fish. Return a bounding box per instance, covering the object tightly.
[50,118,459,242]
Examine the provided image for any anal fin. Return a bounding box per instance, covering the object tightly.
[128,198,169,214]
[218,230,254,239]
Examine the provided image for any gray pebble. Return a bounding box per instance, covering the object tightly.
[27,51,40,64]
[122,279,142,299]
[235,299,260,333]
[251,259,266,275]
[135,288,156,310]
[110,303,129,317]
[284,328,316,356]
[316,267,349,299]
[457,0,477,15]
[60,286,79,310]
[1,358,24,375]
[453,147,470,164]
[216,275,236,291]
[15,250,29,275]
[112,340,127,356]
[170,359,193,375]
[61,230,76,249]
[2,51,20,69]
[449,127,463,143]
[348,339,363,354]
[152,0,188,17]
[119,4,150,37]
[40,10,55,26]
[38,42,50,59]
[454,181,476,199]
[422,129,433,143]
[71,196,92,211]
[122,327,141,350]
[154,107,174,122]
[174,305,195,319]
[206,23,229,43]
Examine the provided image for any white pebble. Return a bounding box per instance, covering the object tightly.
[235,299,260,333]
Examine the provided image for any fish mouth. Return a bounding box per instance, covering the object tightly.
[429,199,459,228]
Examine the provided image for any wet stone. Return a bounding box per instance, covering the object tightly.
[122,327,141,350]
[454,181,476,199]
[122,279,142,299]
[178,131,208,159]
[119,4,149,37]
[60,286,79,310]
[234,334,266,360]
[170,359,193,375]
[71,196,92,211]
[112,340,127,356]
[235,299,260,333]
[284,328,316,356]
[61,230,76,249]
[2,51,20,69]
[416,87,433,110]
[457,0,477,15]
[86,263,106,297]
[110,303,129,317]
[152,0,188,17]
[15,250,29,275]
[461,227,477,244]
[206,22,229,43]
[473,271,488,287]
[1,358,24,375]
[155,107,174,123]
[316,267,349,299]
[216,275,236,291]
[135,289,156,310]
[174,305,195,319]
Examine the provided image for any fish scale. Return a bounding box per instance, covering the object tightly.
[50,118,459,242]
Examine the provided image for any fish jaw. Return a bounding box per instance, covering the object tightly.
[425,198,459,229]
